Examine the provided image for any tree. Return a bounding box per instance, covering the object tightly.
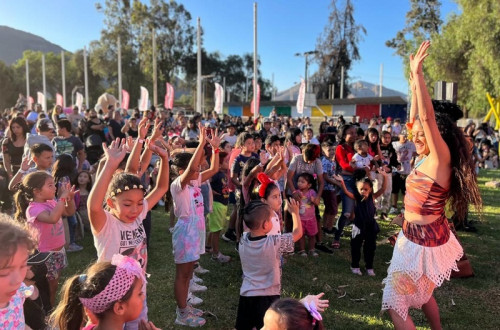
[0,60,22,110]
[314,0,366,99]
[425,0,500,117]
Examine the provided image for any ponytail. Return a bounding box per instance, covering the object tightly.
[14,185,31,223]
[50,275,85,330]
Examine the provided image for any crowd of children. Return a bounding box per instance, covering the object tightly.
[0,89,492,329]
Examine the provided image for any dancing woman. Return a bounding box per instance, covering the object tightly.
[381,41,482,329]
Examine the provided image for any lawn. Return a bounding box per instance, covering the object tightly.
[63,169,500,329]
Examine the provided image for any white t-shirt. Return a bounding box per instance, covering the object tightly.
[269,211,281,236]
[93,199,149,272]
[170,175,204,221]
[352,153,373,169]
[222,134,237,146]
[239,233,294,297]
[392,141,416,175]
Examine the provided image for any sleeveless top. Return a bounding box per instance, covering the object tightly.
[404,165,448,216]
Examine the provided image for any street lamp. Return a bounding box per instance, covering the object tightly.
[295,50,318,93]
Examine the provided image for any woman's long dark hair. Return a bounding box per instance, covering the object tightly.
[9,117,29,142]
[337,124,354,145]
[433,112,482,220]
[285,127,302,147]
[365,127,381,156]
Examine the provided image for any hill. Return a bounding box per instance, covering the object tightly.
[274,80,407,101]
[0,25,65,65]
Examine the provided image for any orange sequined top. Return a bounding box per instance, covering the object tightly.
[404,168,449,216]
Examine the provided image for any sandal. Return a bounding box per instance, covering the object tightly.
[331,241,340,249]
[297,250,307,257]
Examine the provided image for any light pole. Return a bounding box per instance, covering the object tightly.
[295,50,318,93]
[245,73,253,102]
[200,74,215,116]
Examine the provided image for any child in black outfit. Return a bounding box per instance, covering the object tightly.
[334,170,387,276]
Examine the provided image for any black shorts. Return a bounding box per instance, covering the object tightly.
[392,173,407,194]
[235,295,280,330]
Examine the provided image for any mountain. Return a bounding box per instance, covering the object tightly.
[0,25,65,65]
[274,80,407,101]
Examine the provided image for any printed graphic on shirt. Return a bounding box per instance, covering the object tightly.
[118,225,148,270]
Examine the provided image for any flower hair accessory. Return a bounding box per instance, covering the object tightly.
[303,301,322,325]
[79,254,146,314]
[110,184,145,197]
[257,173,276,198]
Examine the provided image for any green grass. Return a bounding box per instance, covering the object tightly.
[63,170,500,329]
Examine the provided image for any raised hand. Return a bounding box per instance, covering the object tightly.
[20,155,33,171]
[151,116,165,141]
[198,122,206,145]
[103,138,127,164]
[138,116,151,140]
[285,197,300,214]
[145,138,169,159]
[409,40,430,76]
[59,182,78,200]
[206,127,222,149]
[301,293,329,313]
[123,136,135,153]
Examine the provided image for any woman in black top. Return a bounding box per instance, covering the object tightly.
[2,117,28,178]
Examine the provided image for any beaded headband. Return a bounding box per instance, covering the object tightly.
[109,184,146,197]
[79,254,146,314]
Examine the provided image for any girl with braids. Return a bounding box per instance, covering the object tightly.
[50,254,160,330]
[382,41,482,329]
[15,171,77,307]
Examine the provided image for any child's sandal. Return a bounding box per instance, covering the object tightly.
[331,241,340,249]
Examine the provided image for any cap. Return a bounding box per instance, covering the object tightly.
[37,118,55,132]
[263,117,272,123]
[386,116,393,121]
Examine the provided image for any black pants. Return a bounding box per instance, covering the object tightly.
[143,211,152,250]
[350,231,377,269]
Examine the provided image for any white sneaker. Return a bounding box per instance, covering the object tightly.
[192,274,203,284]
[389,207,398,215]
[211,252,231,263]
[67,243,83,252]
[350,267,363,276]
[189,281,207,293]
[193,264,209,274]
[187,305,204,317]
[366,269,376,276]
[187,292,203,306]
[169,227,174,234]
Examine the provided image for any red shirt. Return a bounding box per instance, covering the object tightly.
[336,144,355,173]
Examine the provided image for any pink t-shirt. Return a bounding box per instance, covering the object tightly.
[299,189,317,222]
[26,200,65,251]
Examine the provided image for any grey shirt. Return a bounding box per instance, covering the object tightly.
[238,232,294,297]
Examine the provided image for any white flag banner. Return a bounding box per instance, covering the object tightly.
[296,78,306,114]
[75,92,84,110]
[139,86,149,111]
[37,92,45,109]
[214,83,224,114]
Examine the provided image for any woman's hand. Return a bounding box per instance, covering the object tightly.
[301,293,329,312]
[409,40,430,76]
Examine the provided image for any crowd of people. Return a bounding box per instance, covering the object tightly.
[0,41,494,329]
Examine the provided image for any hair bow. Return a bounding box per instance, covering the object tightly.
[257,172,273,198]
[304,301,322,325]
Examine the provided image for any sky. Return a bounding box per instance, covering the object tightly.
[0,0,460,95]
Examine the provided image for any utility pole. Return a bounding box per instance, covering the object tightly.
[118,36,122,107]
[152,28,158,106]
[196,18,202,113]
[61,51,66,107]
[83,47,89,108]
[253,2,258,117]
